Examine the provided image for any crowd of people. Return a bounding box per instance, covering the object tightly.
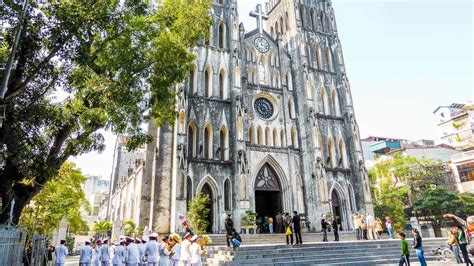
[351,212,393,240]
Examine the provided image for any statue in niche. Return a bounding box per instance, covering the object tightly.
[239,174,248,200]
[258,60,266,84]
[238,150,249,174]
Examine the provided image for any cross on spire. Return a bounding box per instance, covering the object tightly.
[250,4,268,34]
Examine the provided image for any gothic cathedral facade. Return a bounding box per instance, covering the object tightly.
[141,0,373,234]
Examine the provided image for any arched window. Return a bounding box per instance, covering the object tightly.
[326,48,333,72]
[299,5,306,28]
[285,12,289,31]
[306,84,313,100]
[186,176,193,208]
[320,11,326,32]
[280,129,286,146]
[189,65,197,94]
[312,127,318,148]
[275,21,279,35]
[220,126,228,160]
[179,110,186,134]
[311,8,317,30]
[322,86,330,115]
[316,45,322,69]
[270,27,275,39]
[328,137,336,167]
[338,138,348,168]
[219,22,226,49]
[257,126,263,145]
[204,124,213,159]
[275,73,280,88]
[237,117,243,140]
[291,128,298,148]
[258,60,265,84]
[348,184,356,212]
[204,67,212,97]
[249,125,255,144]
[265,127,272,146]
[224,179,231,211]
[332,90,340,116]
[280,17,284,34]
[234,67,241,87]
[219,70,226,99]
[273,128,279,147]
[286,72,293,91]
[188,122,197,158]
[288,98,296,119]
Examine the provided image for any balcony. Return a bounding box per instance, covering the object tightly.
[451,150,474,163]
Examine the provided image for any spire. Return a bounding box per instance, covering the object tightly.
[249,4,268,34]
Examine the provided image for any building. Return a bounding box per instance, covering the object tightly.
[434,102,474,194]
[82,175,110,229]
[108,0,373,234]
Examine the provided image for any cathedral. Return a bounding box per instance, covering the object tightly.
[109,0,373,234]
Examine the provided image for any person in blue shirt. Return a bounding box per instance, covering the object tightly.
[55,240,69,266]
[80,240,93,266]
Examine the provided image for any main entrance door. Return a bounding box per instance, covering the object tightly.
[331,189,343,227]
[201,183,214,233]
[254,163,282,232]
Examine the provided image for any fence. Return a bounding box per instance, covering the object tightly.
[0,226,27,266]
[30,234,49,266]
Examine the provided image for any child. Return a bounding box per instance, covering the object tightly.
[399,232,410,266]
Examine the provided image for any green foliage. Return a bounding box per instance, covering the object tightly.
[370,153,455,231]
[0,0,212,223]
[136,226,145,238]
[93,221,113,238]
[122,220,136,237]
[186,193,210,234]
[19,162,89,236]
[242,210,257,226]
[413,186,474,223]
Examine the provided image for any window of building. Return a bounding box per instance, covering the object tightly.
[224,179,231,211]
[204,124,213,159]
[219,22,225,49]
[458,162,474,182]
[219,70,226,99]
[187,123,197,158]
[204,67,211,97]
[219,126,228,160]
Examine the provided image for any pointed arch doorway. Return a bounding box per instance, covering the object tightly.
[331,189,344,226]
[201,183,214,233]
[254,163,282,224]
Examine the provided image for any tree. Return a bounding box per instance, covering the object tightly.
[0,0,212,223]
[93,220,113,239]
[413,186,474,224]
[123,220,136,237]
[186,193,210,234]
[19,162,89,236]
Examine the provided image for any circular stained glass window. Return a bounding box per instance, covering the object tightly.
[254,98,274,119]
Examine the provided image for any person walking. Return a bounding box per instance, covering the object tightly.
[111,240,125,266]
[399,232,410,266]
[360,214,368,240]
[284,213,294,245]
[225,213,234,247]
[375,217,384,240]
[412,228,427,266]
[159,236,171,266]
[444,214,474,257]
[332,218,339,241]
[146,233,161,266]
[275,212,283,233]
[180,233,192,265]
[292,211,302,244]
[80,240,93,266]
[55,240,69,266]
[125,237,141,266]
[268,216,274,234]
[448,227,464,264]
[385,216,394,239]
[456,225,473,266]
[93,241,101,266]
[353,212,360,240]
[321,215,329,242]
[366,214,375,240]
[100,238,110,266]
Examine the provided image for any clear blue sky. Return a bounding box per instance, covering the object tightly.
[72,0,473,179]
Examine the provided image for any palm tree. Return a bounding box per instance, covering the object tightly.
[93,221,112,238]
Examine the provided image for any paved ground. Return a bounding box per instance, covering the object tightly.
[65,255,79,265]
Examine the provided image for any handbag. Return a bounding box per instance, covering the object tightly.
[285,226,292,236]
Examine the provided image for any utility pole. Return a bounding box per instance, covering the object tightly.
[0,0,30,101]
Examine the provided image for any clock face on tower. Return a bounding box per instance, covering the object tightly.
[254,97,274,119]
[254,37,270,53]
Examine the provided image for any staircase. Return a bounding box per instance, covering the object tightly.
[203,235,449,265]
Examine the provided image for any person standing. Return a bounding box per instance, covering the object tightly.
[366,214,375,240]
[284,213,293,245]
[93,241,101,266]
[399,232,410,266]
[268,216,274,234]
[101,238,110,266]
[292,211,302,245]
[332,218,339,241]
[47,245,55,266]
[456,226,473,266]
[145,233,160,266]
[352,212,360,240]
[360,214,368,240]
[275,212,283,233]
[80,240,93,266]
[448,228,464,264]
[189,235,203,266]
[385,216,394,239]
[444,214,474,257]
[321,215,329,242]
[225,213,234,247]
[55,240,69,266]
[125,237,140,266]
[138,238,147,266]
[159,236,171,266]
[412,228,427,266]
[180,233,192,265]
[374,217,384,240]
[169,234,181,266]
[112,240,125,266]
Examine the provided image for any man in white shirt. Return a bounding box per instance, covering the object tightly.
[169,234,181,266]
[80,240,93,266]
[93,240,101,266]
[138,237,147,266]
[55,240,69,266]
[145,233,160,266]
[101,238,110,266]
[189,235,202,266]
[112,240,125,266]
[125,237,140,265]
[179,233,192,265]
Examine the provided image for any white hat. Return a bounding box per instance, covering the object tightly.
[190,235,198,242]
[150,232,158,238]
[119,235,126,240]
[120,239,126,244]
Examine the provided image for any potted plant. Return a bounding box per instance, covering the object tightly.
[241,210,257,234]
